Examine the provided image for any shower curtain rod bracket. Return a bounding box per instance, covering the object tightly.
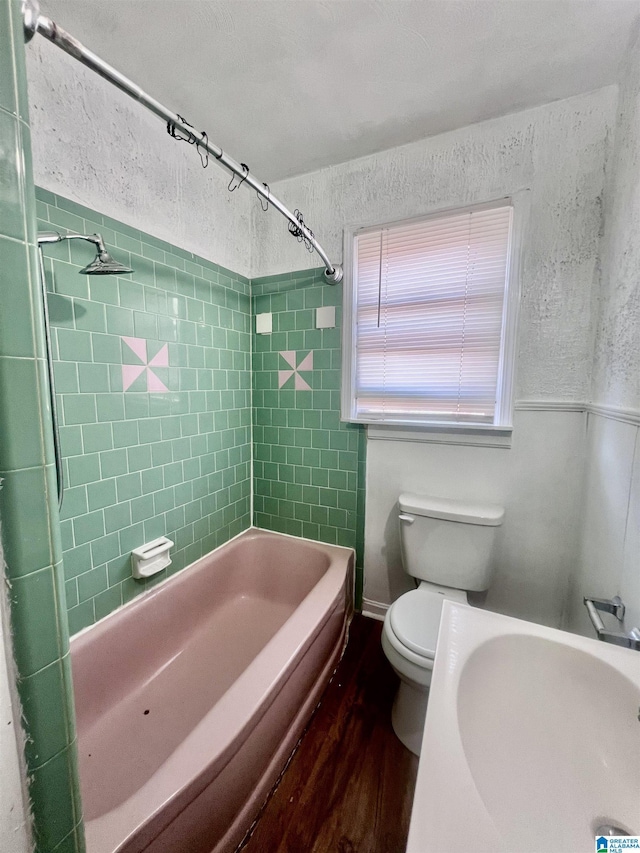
[22,0,39,42]
[22,0,343,284]
[324,266,344,284]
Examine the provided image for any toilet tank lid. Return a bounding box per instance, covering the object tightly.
[398,493,504,526]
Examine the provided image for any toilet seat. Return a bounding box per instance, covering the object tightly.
[389,587,446,659]
[382,612,434,689]
[386,584,467,667]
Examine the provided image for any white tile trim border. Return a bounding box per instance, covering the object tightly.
[516,400,640,426]
[588,403,640,427]
[356,403,640,449]
[515,400,588,412]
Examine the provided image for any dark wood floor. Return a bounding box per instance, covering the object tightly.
[239,615,419,853]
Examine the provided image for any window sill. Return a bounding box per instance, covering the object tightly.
[365,423,512,448]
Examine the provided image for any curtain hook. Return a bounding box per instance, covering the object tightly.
[259,182,270,212]
[228,163,249,192]
[197,131,209,168]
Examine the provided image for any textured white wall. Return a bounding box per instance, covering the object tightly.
[0,546,30,853]
[26,38,253,278]
[592,31,640,413]
[253,88,617,403]
[567,29,640,638]
[253,90,616,626]
[0,646,29,853]
[33,0,639,181]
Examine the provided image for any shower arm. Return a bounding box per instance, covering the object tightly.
[38,231,106,252]
[22,0,343,285]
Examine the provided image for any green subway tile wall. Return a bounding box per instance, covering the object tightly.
[36,188,252,632]
[0,1,85,850]
[252,268,366,603]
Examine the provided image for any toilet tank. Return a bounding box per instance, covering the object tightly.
[398,493,504,592]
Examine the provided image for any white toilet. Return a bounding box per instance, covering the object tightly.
[381,492,504,755]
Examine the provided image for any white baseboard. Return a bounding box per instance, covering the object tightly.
[361,598,389,621]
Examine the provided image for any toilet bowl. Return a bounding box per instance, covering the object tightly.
[382,583,466,755]
[381,493,504,756]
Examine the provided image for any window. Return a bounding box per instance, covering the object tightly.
[341,199,521,430]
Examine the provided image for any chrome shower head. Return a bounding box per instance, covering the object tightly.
[79,250,134,275]
[37,231,134,276]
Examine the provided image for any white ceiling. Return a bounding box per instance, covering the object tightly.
[39,0,640,181]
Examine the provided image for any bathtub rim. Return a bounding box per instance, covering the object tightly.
[69,526,355,642]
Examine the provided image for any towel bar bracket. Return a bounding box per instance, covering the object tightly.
[583,595,640,651]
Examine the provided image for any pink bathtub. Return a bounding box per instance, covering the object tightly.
[70,529,354,853]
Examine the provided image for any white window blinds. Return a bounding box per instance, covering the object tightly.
[351,203,513,425]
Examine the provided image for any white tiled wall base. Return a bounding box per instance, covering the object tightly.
[363,409,586,628]
[565,412,640,637]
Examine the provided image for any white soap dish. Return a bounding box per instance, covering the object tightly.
[131,536,174,579]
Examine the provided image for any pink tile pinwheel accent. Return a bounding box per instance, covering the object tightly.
[278,370,295,388]
[280,350,297,369]
[297,351,313,372]
[278,351,314,391]
[122,336,147,363]
[122,337,169,393]
[294,373,311,391]
[146,370,169,392]
[149,344,169,367]
[122,364,146,392]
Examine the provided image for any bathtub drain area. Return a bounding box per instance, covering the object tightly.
[79,593,293,819]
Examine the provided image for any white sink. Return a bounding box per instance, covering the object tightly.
[406,602,640,853]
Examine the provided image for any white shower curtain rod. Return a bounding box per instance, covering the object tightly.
[21,0,343,284]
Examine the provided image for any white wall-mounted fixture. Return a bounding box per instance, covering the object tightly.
[131,536,174,579]
[316,305,336,329]
[256,312,272,334]
[316,306,335,329]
